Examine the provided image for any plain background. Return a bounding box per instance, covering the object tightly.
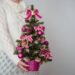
[25,0,75,75]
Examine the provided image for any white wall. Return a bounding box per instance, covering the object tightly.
[25,0,75,75]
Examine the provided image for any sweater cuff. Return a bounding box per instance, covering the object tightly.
[9,54,20,65]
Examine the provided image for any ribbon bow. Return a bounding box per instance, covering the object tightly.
[20,35,33,43]
[34,25,45,32]
[26,9,42,20]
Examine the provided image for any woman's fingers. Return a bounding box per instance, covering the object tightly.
[18,64,28,71]
[17,60,29,71]
[20,61,29,67]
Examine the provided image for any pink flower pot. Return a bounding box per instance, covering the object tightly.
[26,60,40,71]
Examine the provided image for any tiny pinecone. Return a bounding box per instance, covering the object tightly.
[14,5,52,63]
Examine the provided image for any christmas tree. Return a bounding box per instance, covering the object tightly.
[14,5,52,64]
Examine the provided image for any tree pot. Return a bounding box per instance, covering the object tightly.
[25,60,40,71]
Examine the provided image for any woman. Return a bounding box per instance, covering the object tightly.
[0,0,39,75]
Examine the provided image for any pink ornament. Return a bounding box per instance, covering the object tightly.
[43,41,49,45]
[16,46,22,51]
[38,31,41,35]
[21,25,27,32]
[37,31,44,35]
[41,25,45,30]
[18,53,23,58]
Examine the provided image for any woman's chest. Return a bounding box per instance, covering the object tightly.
[4,3,26,39]
[2,2,26,45]
[6,9,25,32]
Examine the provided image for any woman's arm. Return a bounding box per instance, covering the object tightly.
[0,5,20,65]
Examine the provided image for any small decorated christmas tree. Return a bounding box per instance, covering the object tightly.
[14,5,52,71]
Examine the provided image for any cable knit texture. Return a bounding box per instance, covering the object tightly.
[0,51,39,75]
[0,0,39,75]
[0,0,27,64]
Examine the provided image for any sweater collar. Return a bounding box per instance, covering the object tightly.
[6,0,23,6]
[5,0,27,13]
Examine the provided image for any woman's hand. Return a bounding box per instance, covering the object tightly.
[17,60,29,71]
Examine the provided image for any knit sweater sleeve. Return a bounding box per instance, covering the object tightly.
[0,5,20,65]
